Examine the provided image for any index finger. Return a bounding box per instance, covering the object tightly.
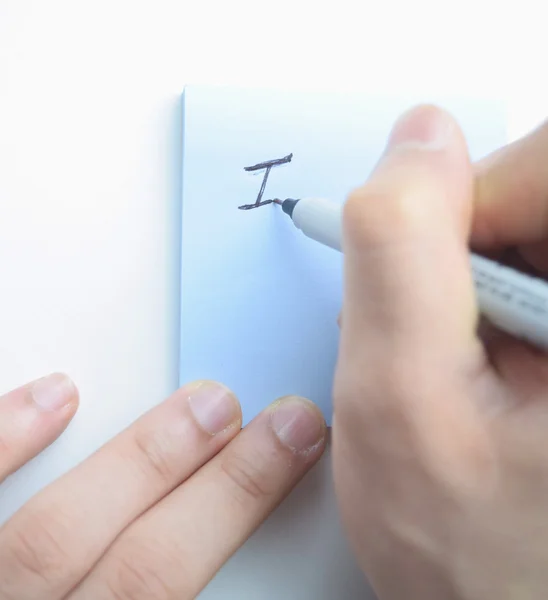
[0,380,242,600]
[473,119,548,249]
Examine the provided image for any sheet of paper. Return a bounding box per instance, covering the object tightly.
[180,86,506,425]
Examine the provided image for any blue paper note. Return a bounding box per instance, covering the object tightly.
[180,86,506,425]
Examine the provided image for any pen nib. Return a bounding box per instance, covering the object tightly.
[237,198,283,210]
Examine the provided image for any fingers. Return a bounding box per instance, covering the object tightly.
[473,119,548,250]
[0,373,78,483]
[518,240,548,274]
[340,105,481,372]
[472,122,548,376]
[71,396,326,600]
[0,380,241,600]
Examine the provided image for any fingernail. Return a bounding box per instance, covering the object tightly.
[270,396,326,455]
[387,105,454,151]
[187,381,241,435]
[31,373,76,411]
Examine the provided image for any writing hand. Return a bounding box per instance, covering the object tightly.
[334,106,548,599]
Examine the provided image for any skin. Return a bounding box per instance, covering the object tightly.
[333,105,548,599]
[0,378,326,599]
[1,105,548,599]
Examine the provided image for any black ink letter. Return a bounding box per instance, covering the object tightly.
[238,153,293,210]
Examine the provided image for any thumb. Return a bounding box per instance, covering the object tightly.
[340,105,482,379]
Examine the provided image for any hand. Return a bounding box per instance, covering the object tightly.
[0,375,326,599]
[333,106,548,599]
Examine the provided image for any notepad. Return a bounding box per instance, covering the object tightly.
[179,86,506,425]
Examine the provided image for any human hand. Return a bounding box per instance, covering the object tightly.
[0,375,326,599]
[333,105,548,599]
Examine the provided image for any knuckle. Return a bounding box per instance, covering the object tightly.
[106,550,175,600]
[0,434,14,470]
[344,170,436,251]
[342,186,372,243]
[343,185,399,249]
[130,428,178,486]
[220,451,273,504]
[7,508,74,586]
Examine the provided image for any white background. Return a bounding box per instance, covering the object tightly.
[0,1,546,598]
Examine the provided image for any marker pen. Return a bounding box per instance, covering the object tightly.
[278,197,548,352]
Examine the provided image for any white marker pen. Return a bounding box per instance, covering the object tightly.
[278,197,548,352]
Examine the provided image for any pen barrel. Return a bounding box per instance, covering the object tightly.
[470,254,548,351]
[290,196,548,352]
[292,197,343,251]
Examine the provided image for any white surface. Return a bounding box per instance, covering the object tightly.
[0,1,545,598]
